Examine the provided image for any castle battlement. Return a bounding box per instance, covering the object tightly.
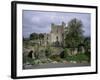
[44,22,66,46]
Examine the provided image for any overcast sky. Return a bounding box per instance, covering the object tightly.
[22,10,91,38]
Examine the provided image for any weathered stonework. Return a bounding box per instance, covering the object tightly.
[44,22,66,46]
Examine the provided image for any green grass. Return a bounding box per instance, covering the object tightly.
[65,53,89,63]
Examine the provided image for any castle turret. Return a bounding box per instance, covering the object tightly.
[50,22,65,46]
[51,23,55,27]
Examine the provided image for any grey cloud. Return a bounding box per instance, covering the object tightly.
[23,10,91,38]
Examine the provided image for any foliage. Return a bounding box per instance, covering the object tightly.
[65,53,89,63]
[23,56,35,65]
[60,48,69,58]
[50,55,62,62]
[30,33,44,40]
[84,49,91,62]
[65,18,84,48]
[30,33,39,40]
[84,37,90,51]
[63,48,69,57]
[23,38,30,48]
[45,47,51,57]
[39,33,44,39]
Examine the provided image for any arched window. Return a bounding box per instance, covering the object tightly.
[28,50,33,59]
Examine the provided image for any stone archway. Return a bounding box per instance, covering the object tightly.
[28,50,33,59]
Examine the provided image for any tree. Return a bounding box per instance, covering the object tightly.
[30,33,44,40]
[65,18,84,54]
[39,33,44,40]
[39,33,44,45]
[84,37,91,62]
[84,37,90,50]
[30,33,38,40]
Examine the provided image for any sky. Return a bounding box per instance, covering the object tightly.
[22,10,91,38]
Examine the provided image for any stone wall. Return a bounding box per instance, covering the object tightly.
[43,22,65,46]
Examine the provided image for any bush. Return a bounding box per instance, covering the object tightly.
[23,56,36,65]
[50,55,62,62]
[65,53,89,63]
[60,48,69,59]
[45,47,51,57]
[64,48,69,58]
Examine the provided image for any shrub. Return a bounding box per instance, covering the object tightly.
[65,53,89,63]
[63,48,69,58]
[45,47,51,57]
[50,55,62,62]
[60,48,69,59]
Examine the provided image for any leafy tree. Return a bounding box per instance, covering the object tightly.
[65,18,84,54]
[39,33,44,39]
[84,37,90,50]
[83,37,91,62]
[30,33,44,40]
[30,33,38,40]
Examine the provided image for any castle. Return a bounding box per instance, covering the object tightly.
[43,22,66,47]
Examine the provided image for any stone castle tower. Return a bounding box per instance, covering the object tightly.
[44,22,66,46]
